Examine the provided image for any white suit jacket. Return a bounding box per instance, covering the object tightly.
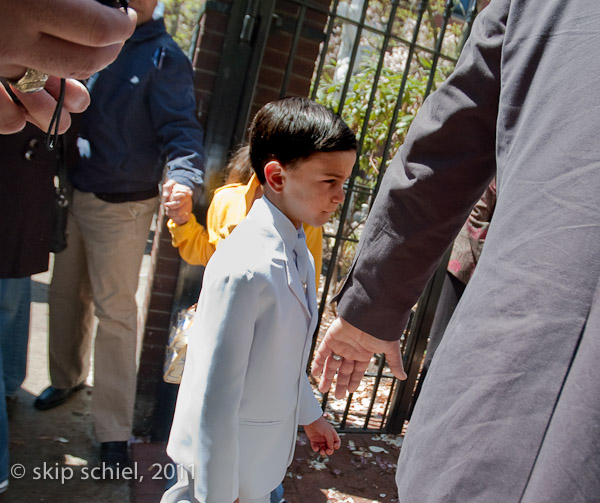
[166,196,323,502]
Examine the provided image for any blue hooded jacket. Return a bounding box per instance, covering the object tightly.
[71,17,204,194]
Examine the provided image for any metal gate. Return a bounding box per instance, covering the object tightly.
[201,0,480,433]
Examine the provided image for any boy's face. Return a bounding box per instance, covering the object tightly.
[274,150,356,229]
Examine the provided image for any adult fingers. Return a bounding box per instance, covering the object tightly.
[315,349,344,393]
[13,86,72,134]
[42,77,90,114]
[0,85,26,134]
[312,318,348,377]
[310,337,331,378]
[347,359,371,393]
[60,79,91,113]
[0,0,136,81]
[333,358,356,399]
[316,360,340,393]
[162,179,176,200]
[24,0,137,48]
[16,35,128,80]
[310,344,327,378]
[169,183,194,198]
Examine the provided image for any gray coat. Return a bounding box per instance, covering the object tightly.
[336,0,600,501]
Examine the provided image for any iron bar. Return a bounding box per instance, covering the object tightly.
[339,392,354,430]
[372,0,427,201]
[363,353,389,428]
[310,0,341,100]
[335,0,369,114]
[423,0,455,98]
[279,5,307,97]
[288,0,460,64]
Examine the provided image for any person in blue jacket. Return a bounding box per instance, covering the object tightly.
[34,0,205,468]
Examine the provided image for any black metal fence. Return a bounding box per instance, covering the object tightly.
[200,0,481,433]
[301,0,479,433]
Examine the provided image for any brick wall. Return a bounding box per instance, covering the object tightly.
[133,0,330,437]
[250,0,329,117]
[133,0,233,437]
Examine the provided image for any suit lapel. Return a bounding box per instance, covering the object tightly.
[250,196,315,321]
[285,258,312,319]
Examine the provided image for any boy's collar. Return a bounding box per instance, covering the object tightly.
[255,196,302,250]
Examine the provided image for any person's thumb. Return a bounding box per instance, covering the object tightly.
[385,341,407,380]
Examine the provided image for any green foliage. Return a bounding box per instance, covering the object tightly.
[161,0,204,54]
[314,6,462,185]
[311,0,468,289]
[157,0,472,290]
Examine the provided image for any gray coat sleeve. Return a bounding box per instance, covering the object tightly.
[336,0,509,341]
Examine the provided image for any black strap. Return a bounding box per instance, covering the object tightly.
[55,134,69,206]
[46,78,66,151]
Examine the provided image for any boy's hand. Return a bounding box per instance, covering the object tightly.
[163,179,193,225]
[303,415,341,457]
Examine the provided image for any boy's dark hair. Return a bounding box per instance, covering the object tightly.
[249,97,357,184]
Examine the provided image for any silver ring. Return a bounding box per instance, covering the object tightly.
[7,68,49,93]
[331,353,343,361]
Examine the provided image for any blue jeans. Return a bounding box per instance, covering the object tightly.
[270,483,284,503]
[0,277,32,483]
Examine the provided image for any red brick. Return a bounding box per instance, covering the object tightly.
[151,274,178,295]
[143,319,172,340]
[155,256,180,277]
[197,30,226,53]
[148,291,176,313]
[139,343,169,367]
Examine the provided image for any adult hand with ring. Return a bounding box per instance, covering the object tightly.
[0,0,137,134]
[312,316,407,399]
[1,76,90,135]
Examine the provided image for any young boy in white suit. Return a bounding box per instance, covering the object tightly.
[162,97,357,503]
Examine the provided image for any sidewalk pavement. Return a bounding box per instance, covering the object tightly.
[3,261,402,503]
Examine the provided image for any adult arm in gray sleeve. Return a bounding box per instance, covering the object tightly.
[313,0,508,395]
[336,0,505,341]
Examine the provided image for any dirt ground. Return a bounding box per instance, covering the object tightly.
[130,432,402,503]
[3,259,403,503]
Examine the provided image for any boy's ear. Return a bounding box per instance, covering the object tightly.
[264,160,285,193]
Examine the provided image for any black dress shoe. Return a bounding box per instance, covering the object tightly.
[100,441,130,469]
[33,383,85,411]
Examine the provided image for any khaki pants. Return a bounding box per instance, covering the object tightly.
[48,189,158,442]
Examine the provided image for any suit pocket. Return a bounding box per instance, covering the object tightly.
[237,415,295,497]
[238,417,285,427]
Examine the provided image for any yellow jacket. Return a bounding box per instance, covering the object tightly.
[168,174,323,286]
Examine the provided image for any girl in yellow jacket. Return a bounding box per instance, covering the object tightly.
[165,145,323,285]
